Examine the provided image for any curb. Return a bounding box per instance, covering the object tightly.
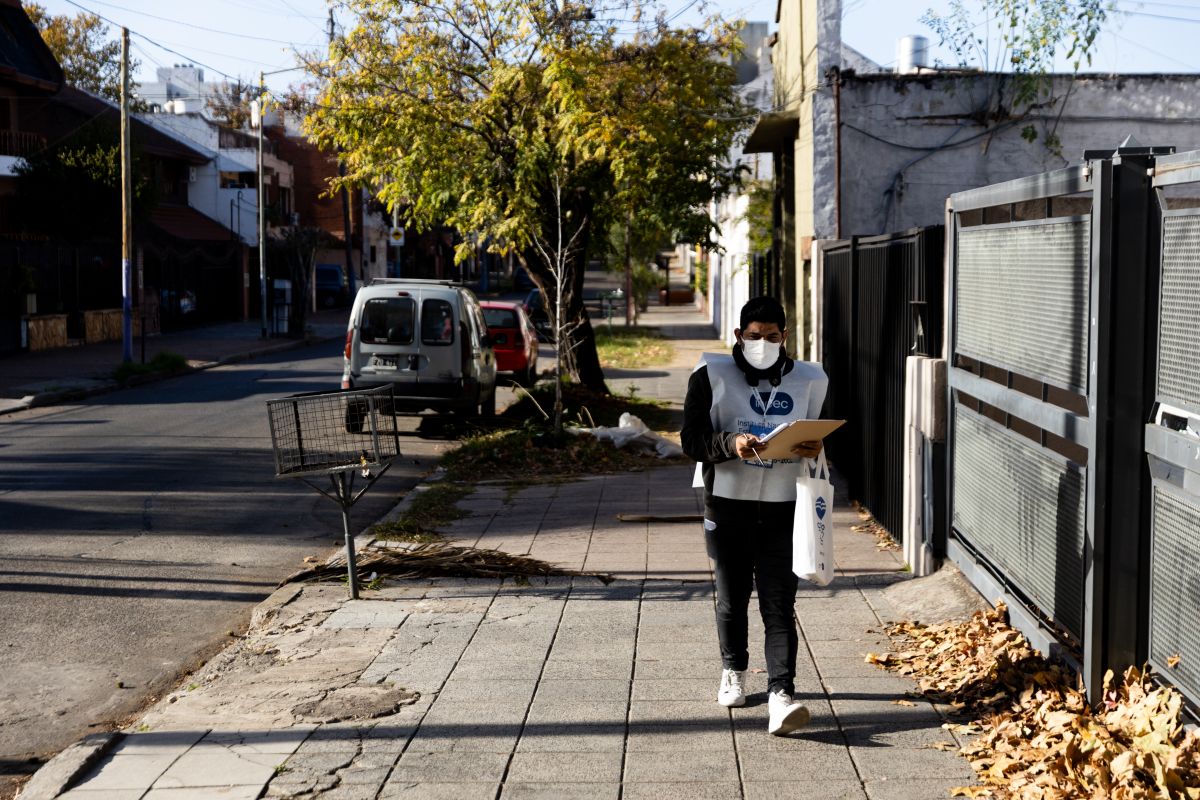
[0,334,340,418]
[17,732,122,800]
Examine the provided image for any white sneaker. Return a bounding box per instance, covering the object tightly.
[717,669,747,707]
[767,688,810,736]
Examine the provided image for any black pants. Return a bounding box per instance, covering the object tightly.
[704,502,798,695]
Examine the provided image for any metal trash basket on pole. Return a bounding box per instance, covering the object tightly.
[266,385,400,598]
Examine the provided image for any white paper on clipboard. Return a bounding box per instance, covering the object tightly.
[754,419,846,461]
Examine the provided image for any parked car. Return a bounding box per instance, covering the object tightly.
[315,264,348,307]
[480,300,539,386]
[341,279,497,423]
[522,288,552,343]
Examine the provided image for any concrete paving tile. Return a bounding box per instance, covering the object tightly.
[863,777,981,800]
[448,659,545,680]
[823,674,926,697]
[525,700,627,725]
[541,659,630,680]
[622,783,741,800]
[459,641,551,661]
[435,679,538,704]
[322,601,413,629]
[851,746,977,782]
[739,746,858,781]
[634,658,721,679]
[142,788,262,800]
[58,791,145,799]
[534,679,629,704]
[807,639,890,660]
[631,678,713,702]
[379,782,499,799]
[201,726,315,754]
[625,749,739,783]
[72,753,181,792]
[624,725,732,752]
[549,639,634,661]
[744,781,868,800]
[298,785,384,800]
[841,722,957,750]
[389,751,510,783]
[336,766,394,785]
[629,700,728,727]
[830,699,943,728]
[515,725,627,753]
[505,751,622,783]
[501,782,620,800]
[108,731,207,756]
[814,655,888,679]
[153,746,283,788]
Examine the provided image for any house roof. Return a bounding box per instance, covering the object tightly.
[54,87,211,165]
[149,204,236,242]
[0,0,64,92]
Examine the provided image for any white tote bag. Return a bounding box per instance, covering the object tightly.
[793,450,835,586]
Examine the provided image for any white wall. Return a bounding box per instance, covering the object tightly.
[837,73,1200,235]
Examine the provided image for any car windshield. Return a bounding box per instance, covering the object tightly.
[361,297,414,344]
[421,299,455,345]
[483,307,517,328]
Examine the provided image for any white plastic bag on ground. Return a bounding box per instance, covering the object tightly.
[572,412,684,459]
[793,449,834,586]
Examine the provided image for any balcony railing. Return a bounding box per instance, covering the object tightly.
[0,130,47,158]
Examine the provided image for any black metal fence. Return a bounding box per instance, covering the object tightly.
[819,227,944,540]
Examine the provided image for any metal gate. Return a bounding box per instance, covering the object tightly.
[944,148,1188,703]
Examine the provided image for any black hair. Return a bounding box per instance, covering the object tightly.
[739,296,786,330]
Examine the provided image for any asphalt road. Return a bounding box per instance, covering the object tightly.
[0,340,482,786]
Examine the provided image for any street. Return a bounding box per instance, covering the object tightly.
[0,341,461,778]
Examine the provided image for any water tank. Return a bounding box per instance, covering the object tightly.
[896,35,929,74]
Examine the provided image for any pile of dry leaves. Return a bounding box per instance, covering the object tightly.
[850,503,899,551]
[867,603,1200,799]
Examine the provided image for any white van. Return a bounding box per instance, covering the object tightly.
[341,279,497,421]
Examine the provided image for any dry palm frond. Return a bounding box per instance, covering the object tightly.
[281,542,614,586]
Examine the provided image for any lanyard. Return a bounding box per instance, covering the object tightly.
[759,382,780,425]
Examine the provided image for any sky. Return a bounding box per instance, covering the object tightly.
[30,0,1200,96]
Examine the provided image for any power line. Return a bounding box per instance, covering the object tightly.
[67,0,314,45]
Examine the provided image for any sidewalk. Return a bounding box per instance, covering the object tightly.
[25,300,983,800]
[0,310,350,416]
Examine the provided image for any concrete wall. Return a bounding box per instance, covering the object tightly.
[838,72,1200,235]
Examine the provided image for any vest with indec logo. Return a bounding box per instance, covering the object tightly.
[692,352,829,503]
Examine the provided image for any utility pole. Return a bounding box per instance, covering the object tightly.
[257,71,268,338]
[331,9,357,295]
[119,27,133,363]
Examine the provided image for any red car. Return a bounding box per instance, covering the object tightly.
[480,300,540,386]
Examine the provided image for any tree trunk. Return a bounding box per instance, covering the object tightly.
[523,241,609,395]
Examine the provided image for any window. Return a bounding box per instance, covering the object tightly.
[361,297,414,344]
[421,299,455,345]
[482,307,517,328]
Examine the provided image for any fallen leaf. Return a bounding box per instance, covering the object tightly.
[892,699,917,706]
[950,787,992,798]
[1167,654,1181,669]
[929,740,958,751]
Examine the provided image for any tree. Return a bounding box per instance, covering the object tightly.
[207,79,258,129]
[23,3,139,105]
[270,226,329,336]
[305,0,748,407]
[922,0,1109,147]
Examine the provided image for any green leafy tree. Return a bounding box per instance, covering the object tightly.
[23,3,141,106]
[922,0,1109,145]
[305,0,748,415]
[206,79,257,130]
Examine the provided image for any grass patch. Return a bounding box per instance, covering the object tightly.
[112,351,189,384]
[594,326,674,370]
[372,482,472,543]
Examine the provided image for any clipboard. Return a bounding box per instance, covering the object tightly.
[754,419,845,461]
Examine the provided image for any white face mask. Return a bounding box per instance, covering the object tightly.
[741,339,781,370]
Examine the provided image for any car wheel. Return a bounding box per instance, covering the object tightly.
[345,399,367,433]
[481,385,497,417]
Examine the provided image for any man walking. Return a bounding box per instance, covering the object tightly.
[680,296,828,735]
